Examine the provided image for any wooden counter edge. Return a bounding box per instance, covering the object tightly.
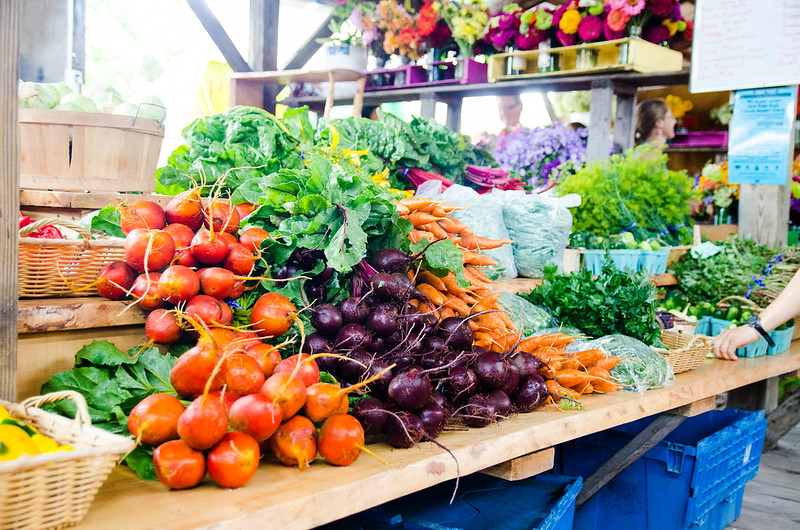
[18,298,146,333]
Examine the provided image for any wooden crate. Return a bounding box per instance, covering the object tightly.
[19,108,164,193]
[488,38,683,83]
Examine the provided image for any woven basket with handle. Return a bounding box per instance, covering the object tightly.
[653,331,713,374]
[19,218,125,298]
[0,391,134,529]
[715,295,763,314]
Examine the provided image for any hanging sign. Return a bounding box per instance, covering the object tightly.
[727,87,797,185]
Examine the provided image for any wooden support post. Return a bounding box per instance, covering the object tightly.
[186,0,250,73]
[738,184,791,248]
[0,0,20,401]
[420,93,436,119]
[250,0,279,113]
[324,71,335,120]
[587,79,614,162]
[575,413,687,508]
[764,387,800,451]
[445,97,462,133]
[351,76,366,118]
[481,448,554,481]
[613,88,636,152]
[283,13,335,71]
[728,376,781,413]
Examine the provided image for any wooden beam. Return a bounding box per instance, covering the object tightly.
[0,0,20,401]
[420,93,436,119]
[613,91,636,152]
[481,448,554,481]
[587,79,613,161]
[575,413,687,508]
[249,0,279,113]
[445,97,462,133]
[738,184,791,248]
[283,13,335,71]
[186,0,250,73]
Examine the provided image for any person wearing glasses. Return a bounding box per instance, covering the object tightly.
[497,94,523,135]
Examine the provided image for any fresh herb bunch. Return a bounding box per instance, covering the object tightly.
[523,262,662,346]
[556,145,696,238]
[672,237,774,305]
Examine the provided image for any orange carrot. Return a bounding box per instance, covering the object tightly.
[573,381,594,394]
[462,251,498,267]
[416,283,446,306]
[458,231,513,251]
[441,274,469,296]
[421,222,449,240]
[443,294,470,316]
[554,369,592,389]
[458,292,479,306]
[436,217,470,234]
[440,307,456,320]
[399,197,436,212]
[498,311,519,332]
[465,264,491,283]
[595,355,623,371]
[408,230,435,244]
[546,379,575,401]
[407,211,443,227]
[469,293,500,315]
[417,270,447,292]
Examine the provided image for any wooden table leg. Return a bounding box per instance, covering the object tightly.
[351,76,366,118]
[324,71,335,120]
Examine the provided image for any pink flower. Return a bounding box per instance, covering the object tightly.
[515,28,544,50]
[606,8,630,32]
[557,29,576,46]
[606,0,627,9]
[648,0,677,17]
[620,0,645,17]
[578,14,603,42]
[603,20,625,40]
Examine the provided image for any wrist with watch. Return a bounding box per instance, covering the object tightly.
[746,315,775,348]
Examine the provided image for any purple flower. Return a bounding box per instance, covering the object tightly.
[497,13,516,30]
[578,15,603,42]
[553,4,568,26]
[603,20,625,40]
[644,23,671,44]
[557,29,576,46]
[491,28,517,49]
[648,0,677,17]
[514,28,543,50]
[492,124,587,188]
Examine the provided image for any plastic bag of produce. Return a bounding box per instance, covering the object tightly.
[501,192,579,278]
[415,182,517,279]
[531,325,585,338]
[497,292,557,337]
[566,334,674,393]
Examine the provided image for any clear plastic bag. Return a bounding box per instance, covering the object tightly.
[566,334,674,393]
[415,182,517,279]
[497,292,557,337]
[500,193,579,278]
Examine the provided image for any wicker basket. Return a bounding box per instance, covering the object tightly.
[653,331,713,374]
[0,391,134,530]
[715,295,763,314]
[19,218,125,298]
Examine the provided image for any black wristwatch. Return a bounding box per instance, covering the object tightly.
[746,315,775,347]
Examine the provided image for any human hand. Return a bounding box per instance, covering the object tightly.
[712,325,761,360]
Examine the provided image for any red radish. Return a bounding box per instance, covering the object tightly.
[273,354,320,387]
[222,354,266,397]
[318,414,365,467]
[145,308,183,344]
[238,227,268,252]
[191,228,228,265]
[185,294,233,327]
[234,202,256,221]
[218,231,239,247]
[170,342,223,398]
[268,415,317,469]
[205,202,240,234]
[223,243,256,276]
[198,267,236,299]
[251,292,298,338]
[120,200,166,234]
[177,393,229,450]
[208,390,238,415]
[207,431,260,489]
[95,261,137,300]
[164,190,204,231]
[124,228,176,272]
[163,223,195,248]
[173,248,199,268]
[131,272,164,310]
[153,439,206,490]
[158,265,200,304]
[259,372,307,419]
[228,394,282,441]
[245,342,282,377]
[127,393,185,446]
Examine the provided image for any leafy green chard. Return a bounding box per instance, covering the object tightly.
[523,262,662,346]
[40,340,189,481]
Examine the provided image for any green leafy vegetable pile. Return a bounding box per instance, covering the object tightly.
[523,262,662,346]
[40,340,186,480]
[556,145,696,245]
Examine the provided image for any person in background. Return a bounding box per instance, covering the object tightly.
[634,98,676,148]
[497,94,523,134]
[361,105,380,120]
[713,269,800,360]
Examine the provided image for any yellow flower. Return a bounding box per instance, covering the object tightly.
[559,9,582,34]
[663,19,679,36]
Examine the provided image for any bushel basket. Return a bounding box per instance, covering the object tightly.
[0,391,134,529]
[19,219,125,298]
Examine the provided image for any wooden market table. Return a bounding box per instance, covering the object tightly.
[75,344,800,530]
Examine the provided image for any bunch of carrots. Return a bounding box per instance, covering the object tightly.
[397,197,520,352]
[518,334,624,403]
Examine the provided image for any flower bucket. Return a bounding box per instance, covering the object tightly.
[321,44,368,99]
[640,249,670,275]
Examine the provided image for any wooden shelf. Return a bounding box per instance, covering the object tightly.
[18,297,146,334]
[76,346,800,530]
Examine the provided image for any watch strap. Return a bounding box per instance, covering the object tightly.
[747,316,775,348]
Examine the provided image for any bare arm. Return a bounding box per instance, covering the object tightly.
[713,268,800,360]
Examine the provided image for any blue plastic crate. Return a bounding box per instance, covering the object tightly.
[557,409,767,530]
[767,325,795,355]
[640,249,670,274]
[323,473,582,530]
